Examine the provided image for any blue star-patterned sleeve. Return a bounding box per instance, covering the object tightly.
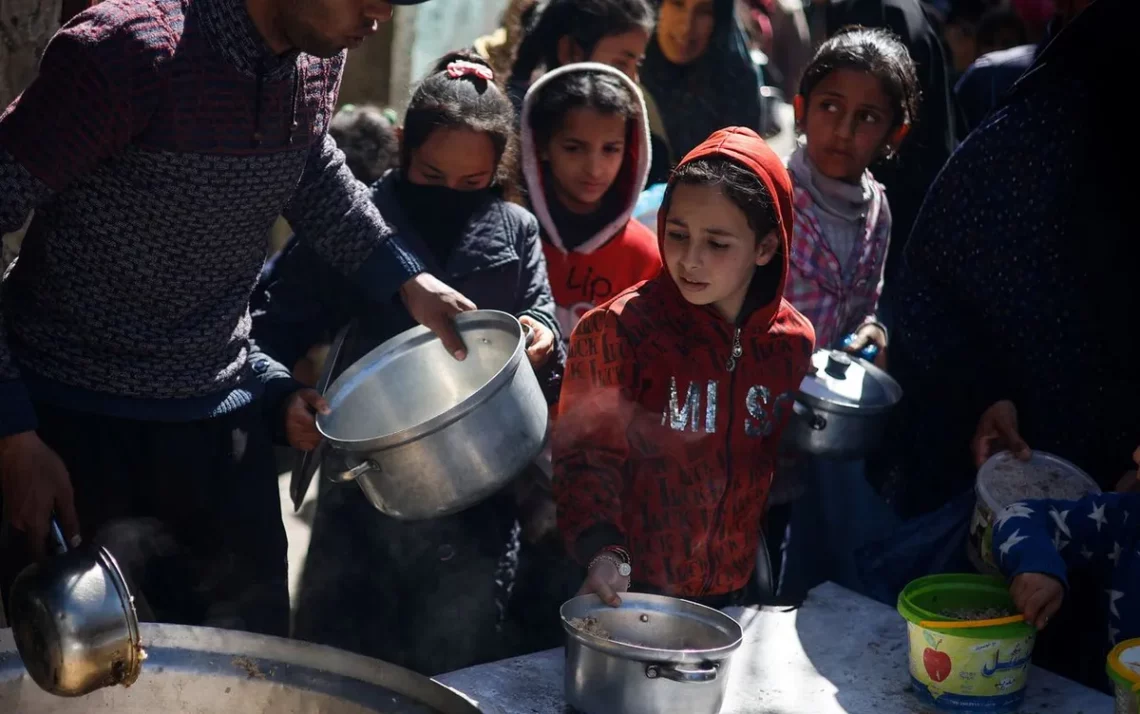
[992,493,1139,588]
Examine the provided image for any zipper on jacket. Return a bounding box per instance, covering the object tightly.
[725,328,743,372]
[701,326,742,595]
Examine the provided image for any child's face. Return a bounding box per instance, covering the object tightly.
[798,69,898,184]
[588,29,651,82]
[542,108,627,213]
[657,0,717,66]
[406,127,496,190]
[663,183,779,323]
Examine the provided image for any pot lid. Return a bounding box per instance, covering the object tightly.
[797,350,901,413]
[1108,639,1140,688]
[976,450,1100,512]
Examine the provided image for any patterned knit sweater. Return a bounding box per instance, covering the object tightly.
[0,0,425,437]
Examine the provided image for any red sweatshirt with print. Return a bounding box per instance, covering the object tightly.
[553,128,815,598]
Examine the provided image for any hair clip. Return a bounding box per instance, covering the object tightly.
[447,60,494,82]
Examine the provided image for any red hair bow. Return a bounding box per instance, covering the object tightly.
[447,60,494,82]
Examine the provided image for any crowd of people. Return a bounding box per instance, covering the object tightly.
[0,0,1134,698]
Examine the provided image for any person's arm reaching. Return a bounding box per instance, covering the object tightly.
[282,125,475,359]
[993,492,1138,628]
[553,308,639,605]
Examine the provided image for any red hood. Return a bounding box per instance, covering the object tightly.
[658,127,793,328]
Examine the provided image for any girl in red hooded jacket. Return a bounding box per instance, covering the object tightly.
[553,127,816,606]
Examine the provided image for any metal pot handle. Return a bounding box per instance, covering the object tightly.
[793,399,827,431]
[645,662,719,683]
[329,459,380,484]
[291,321,354,511]
[49,517,68,556]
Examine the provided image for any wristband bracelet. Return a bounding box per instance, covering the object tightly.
[589,552,633,580]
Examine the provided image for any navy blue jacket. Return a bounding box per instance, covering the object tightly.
[252,171,563,401]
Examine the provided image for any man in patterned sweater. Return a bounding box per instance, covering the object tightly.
[0,0,467,636]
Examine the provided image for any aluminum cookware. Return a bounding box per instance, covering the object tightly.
[317,310,548,520]
[783,349,902,459]
[561,593,743,714]
[0,623,484,712]
[8,519,143,697]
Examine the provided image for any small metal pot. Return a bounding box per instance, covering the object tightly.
[317,310,549,520]
[561,593,743,714]
[8,519,143,697]
[783,349,902,459]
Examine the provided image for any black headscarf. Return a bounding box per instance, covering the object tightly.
[640,0,762,158]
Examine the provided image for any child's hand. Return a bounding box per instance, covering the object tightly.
[283,388,331,451]
[971,400,1032,467]
[578,553,630,608]
[843,323,888,368]
[1010,573,1064,629]
[519,316,556,368]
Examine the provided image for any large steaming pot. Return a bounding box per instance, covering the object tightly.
[0,624,487,713]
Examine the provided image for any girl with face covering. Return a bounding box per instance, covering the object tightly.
[251,52,564,675]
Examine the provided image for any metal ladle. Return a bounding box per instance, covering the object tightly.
[8,518,144,696]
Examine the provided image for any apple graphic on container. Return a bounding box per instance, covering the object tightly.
[922,635,952,683]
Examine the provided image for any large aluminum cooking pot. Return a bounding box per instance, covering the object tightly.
[317,310,548,520]
[0,624,487,713]
[561,593,743,714]
[783,349,902,459]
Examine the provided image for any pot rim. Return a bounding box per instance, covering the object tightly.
[96,546,144,685]
[316,310,526,452]
[560,593,743,664]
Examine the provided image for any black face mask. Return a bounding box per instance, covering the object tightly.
[394,179,492,267]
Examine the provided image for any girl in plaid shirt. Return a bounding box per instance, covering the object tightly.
[777,28,920,601]
[785,27,918,360]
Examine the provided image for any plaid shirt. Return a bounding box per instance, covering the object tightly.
[785,172,891,349]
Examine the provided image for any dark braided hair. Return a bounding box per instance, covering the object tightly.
[511,0,654,83]
[403,51,517,187]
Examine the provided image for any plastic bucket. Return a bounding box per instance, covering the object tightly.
[898,574,1036,712]
[1107,639,1140,714]
[967,451,1099,575]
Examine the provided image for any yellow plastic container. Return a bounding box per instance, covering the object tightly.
[1107,639,1140,714]
[898,574,1036,712]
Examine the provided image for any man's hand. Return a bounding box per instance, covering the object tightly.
[1010,572,1064,629]
[519,316,555,368]
[400,273,476,360]
[971,400,1031,467]
[0,432,80,558]
[283,389,330,451]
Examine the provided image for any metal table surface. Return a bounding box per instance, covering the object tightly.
[438,582,1112,714]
